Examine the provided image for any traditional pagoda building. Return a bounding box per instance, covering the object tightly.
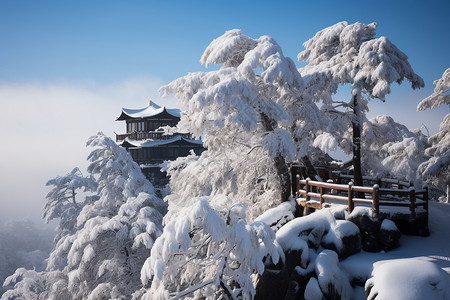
[116,101,204,186]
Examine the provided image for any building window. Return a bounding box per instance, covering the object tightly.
[138,121,145,132]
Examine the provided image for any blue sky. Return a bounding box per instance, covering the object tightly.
[0,0,449,225]
[1,0,449,84]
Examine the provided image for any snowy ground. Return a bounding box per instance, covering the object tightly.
[341,201,450,299]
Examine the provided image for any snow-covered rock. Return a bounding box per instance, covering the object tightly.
[365,258,450,300]
[321,219,361,259]
[304,277,323,300]
[255,200,296,231]
[315,250,353,300]
[347,207,380,234]
[276,209,334,252]
[377,219,401,251]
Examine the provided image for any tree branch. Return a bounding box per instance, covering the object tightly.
[169,279,214,300]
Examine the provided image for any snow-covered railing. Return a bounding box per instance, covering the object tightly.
[115,131,191,142]
[330,171,413,190]
[296,177,428,219]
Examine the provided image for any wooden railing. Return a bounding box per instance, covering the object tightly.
[330,171,413,190]
[296,177,428,219]
[116,131,191,142]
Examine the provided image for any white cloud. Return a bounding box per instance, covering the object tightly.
[0,76,178,226]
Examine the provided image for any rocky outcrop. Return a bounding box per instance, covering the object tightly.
[255,205,403,299]
[347,207,401,253]
[256,210,358,299]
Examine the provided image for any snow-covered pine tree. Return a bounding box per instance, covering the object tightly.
[49,132,166,299]
[160,29,323,219]
[4,133,167,299]
[418,68,450,202]
[3,170,98,300]
[362,115,428,184]
[298,21,424,186]
[43,167,98,242]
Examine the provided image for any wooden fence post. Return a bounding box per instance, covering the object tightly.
[348,182,354,213]
[372,184,379,218]
[305,178,310,203]
[423,186,429,213]
[409,188,416,219]
[296,174,300,198]
[320,186,324,209]
[424,186,429,226]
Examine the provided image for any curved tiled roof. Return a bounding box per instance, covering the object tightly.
[116,101,181,120]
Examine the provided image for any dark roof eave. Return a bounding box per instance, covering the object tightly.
[116,111,131,121]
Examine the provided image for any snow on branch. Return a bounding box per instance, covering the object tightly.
[262,128,295,162]
[418,114,450,194]
[43,167,98,242]
[201,29,258,68]
[141,198,280,300]
[159,29,314,207]
[299,21,424,102]
[354,36,424,100]
[313,132,338,153]
[417,68,450,111]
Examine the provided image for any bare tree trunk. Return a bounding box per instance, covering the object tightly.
[275,155,291,202]
[352,94,364,188]
[72,188,76,204]
[301,155,318,180]
[261,113,291,202]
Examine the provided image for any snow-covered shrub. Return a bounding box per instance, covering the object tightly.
[141,197,280,300]
[2,269,70,300]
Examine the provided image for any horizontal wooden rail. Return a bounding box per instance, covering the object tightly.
[331,171,412,190]
[296,177,428,220]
